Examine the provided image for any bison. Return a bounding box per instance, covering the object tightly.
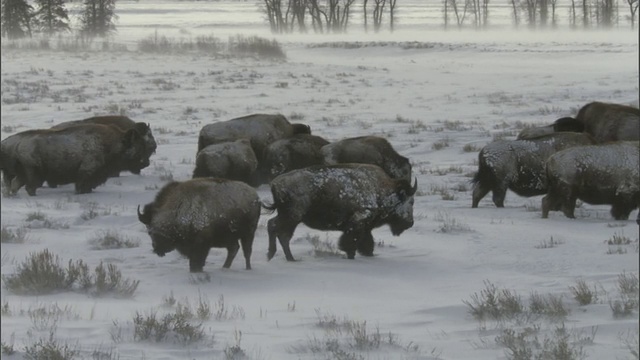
[321,136,412,182]
[1,130,41,193]
[541,141,640,220]
[517,102,639,143]
[263,164,417,261]
[6,123,150,196]
[137,178,261,273]
[471,132,596,208]
[51,115,157,174]
[262,134,330,181]
[192,139,259,186]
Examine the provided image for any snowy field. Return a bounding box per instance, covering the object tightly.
[1,4,639,359]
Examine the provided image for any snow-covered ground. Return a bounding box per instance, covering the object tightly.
[1,9,638,359]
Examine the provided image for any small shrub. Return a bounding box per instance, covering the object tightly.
[569,280,597,306]
[1,339,15,355]
[434,211,471,233]
[2,250,139,298]
[1,225,28,243]
[224,330,247,360]
[228,35,286,60]
[214,295,245,321]
[496,324,590,360]
[607,232,631,245]
[306,234,343,258]
[89,230,139,250]
[463,143,480,152]
[431,138,450,150]
[24,331,79,360]
[534,236,564,249]
[2,249,72,295]
[132,309,205,345]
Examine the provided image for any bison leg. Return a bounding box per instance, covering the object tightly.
[356,231,375,257]
[471,184,491,208]
[189,247,211,273]
[240,234,254,270]
[338,232,357,259]
[610,203,634,221]
[267,217,297,261]
[9,176,26,195]
[492,186,507,208]
[222,241,240,269]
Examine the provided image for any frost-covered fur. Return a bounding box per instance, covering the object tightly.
[262,134,330,181]
[51,115,157,175]
[5,124,149,196]
[138,178,261,273]
[572,102,640,143]
[264,163,417,261]
[542,141,640,220]
[321,136,412,182]
[472,132,596,208]
[192,139,259,186]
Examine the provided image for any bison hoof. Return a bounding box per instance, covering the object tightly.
[266,250,276,261]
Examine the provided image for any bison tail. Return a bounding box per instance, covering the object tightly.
[261,200,277,215]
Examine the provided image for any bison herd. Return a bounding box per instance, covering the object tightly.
[1,100,638,273]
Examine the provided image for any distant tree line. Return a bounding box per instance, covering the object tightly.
[262,0,638,32]
[1,0,117,39]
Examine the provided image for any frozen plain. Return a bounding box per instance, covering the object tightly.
[1,4,639,359]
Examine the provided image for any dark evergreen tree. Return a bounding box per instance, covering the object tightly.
[79,0,117,36]
[1,0,33,39]
[33,0,70,34]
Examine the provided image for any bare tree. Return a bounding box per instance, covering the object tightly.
[539,0,548,26]
[449,0,470,27]
[549,0,558,26]
[569,0,577,27]
[372,0,386,31]
[582,0,590,27]
[307,0,355,32]
[388,0,397,31]
[521,0,538,27]
[627,0,638,28]
[363,0,369,31]
[509,0,520,26]
[443,0,449,28]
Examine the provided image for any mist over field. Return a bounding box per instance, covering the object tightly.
[1,1,639,359]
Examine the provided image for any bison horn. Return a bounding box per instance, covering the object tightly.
[137,205,147,224]
[409,178,418,196]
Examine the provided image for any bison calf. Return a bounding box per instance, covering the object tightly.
[138,178,261,273]
[542,141,640,220]
[321,136,412,182]
[471,133,595,208]
[264,164,417,261]
[262,134,330,181]
[192,139,259,186]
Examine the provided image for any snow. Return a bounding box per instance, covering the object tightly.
[1,2,639,359]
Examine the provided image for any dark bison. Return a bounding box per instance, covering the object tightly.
[516,117,574,140]
[471,133,596,208]
[262,134,330,181]
[518,102,639,143]
[51,115,157,174]
[138,178,261,273]
[1,130,40,193]
[197,113,310,154]
[321,136,412,182]
[263,164,417,261]
[192,139,259,186]
[542,141,640,220]
[5,123,150,196]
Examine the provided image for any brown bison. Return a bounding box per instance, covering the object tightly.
[192,139,259,186]
[262,134,330,181]
[263,164,417,261]
[472,133,596,208]
[542,141,640,220]
[5,123,150,196]
[51,115,157,174]
[321,136,412,182]
[138,178,261,273]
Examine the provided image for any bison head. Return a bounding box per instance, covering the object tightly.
[291,123,311,135]
[137,205,176,257]
[388,178,417,235]
[553,117,584,133]
[122,125,153,174]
